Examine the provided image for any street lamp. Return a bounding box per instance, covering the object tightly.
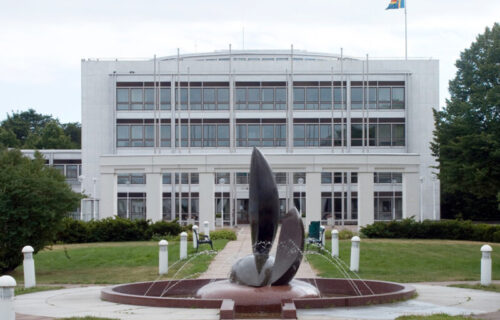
[391,178,397,220]
[219,177,225,227]
[420,176,425,222]
[78,175,85,220]
[432,176,437,220]
[298,177,304,217]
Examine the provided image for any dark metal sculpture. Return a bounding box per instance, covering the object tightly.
[229,148,305,287]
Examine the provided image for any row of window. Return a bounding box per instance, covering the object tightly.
[116,123,405,148]
[116,86,405,111]
[52,164,81,180]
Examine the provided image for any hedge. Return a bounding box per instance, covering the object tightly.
[360,218,500,243]
[56,218,227,244]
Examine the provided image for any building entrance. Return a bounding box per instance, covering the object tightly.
[236,199,249,224]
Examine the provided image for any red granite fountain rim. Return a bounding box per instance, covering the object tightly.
[101,278,416,310]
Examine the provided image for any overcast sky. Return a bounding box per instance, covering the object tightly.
[0,0,498,123]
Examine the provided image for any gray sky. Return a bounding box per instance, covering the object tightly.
[0,0,498,123]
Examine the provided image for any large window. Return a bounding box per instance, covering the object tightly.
[117,173,146,185]
[351,122,405,147]
[374,172,402,184]
[52,162,81,180]
[117,193,146,220]
[117,124,154,147]
[236,84,287,110]
[374,192,402,221]
[236,123,286,147]
[293,85,346,110]
[178,86,229,110]
[175,123,229,147]
[350,86,405,110]
[164,192,199,223]
[116,85,171,111]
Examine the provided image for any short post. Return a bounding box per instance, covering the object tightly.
[158,240,168,275]
[0,275,17,320]
[192,225,198,249]
[320,226,326,246]
[331,229,339,258]
[350,236,360,272]
[180,232,188,260]
[481,244,492,286]
[22,245,36,288]
[203,220,210,239]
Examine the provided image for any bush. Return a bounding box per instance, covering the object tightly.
[325,228,357,240]
[361,218,500,243]
[209,229,237,240]
[150,220,183,237]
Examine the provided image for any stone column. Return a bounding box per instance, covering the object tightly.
[100,173,117,218]
[357,172,374,227]
[146,172,163,222]
[403,172,420,219]
[199,172,215,229]
[305,172,321,227]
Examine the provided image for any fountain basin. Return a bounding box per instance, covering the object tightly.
[101,278,415,317]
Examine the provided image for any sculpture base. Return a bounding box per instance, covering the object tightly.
[196,279,319,313]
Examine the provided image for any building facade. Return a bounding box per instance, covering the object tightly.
[81,50,440,229]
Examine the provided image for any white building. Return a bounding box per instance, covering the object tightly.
[81,49,440,229]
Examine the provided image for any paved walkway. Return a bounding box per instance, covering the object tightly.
[200,225,316,279]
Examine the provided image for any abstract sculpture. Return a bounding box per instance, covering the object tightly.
[229,148,305,287]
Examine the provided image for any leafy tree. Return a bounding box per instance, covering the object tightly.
[0,148,81,273]
[431,23,500,220]
[0,109,80,149]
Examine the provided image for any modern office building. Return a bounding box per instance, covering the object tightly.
[81,49,440,229]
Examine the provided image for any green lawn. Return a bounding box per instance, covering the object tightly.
[448,283,500,293]
[395,314,480,320]
[306,239,500,283]
[10,240,228,284]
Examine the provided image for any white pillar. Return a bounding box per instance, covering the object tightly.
[481,245,492,286]
[22,245,36,288]
[0,275,16,320]
[146,172,163,222]
[331,229,339,258]
[180,232,188,260]
[305,172,321,227]
[358,172,374,228]
[100,173,117,219]
[199,173,215,229]
[320,226,326,246]
[403,172,420,219]
[350,236,360,272]
[158,240,168,275]
[192,225,198,249]
[203,221,210,239]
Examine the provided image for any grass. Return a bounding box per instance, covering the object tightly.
[448,283,500,293]
[10,240,229,284]
[306,239,500,283]
[15,285,65,295]
[395,314,481,320]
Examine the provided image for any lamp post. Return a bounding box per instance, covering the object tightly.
[219,177,225,227]
[78,175,85,220]
[420,176,425,221]
[92,177,98,220]
[432,176,437,220]
[298,177,304,217]
[391,178,397,220]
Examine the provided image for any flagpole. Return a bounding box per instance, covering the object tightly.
[404,0,408,60]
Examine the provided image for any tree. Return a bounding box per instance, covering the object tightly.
[0,109,80,149]
[431,23,500,220]
[0,148,81,273]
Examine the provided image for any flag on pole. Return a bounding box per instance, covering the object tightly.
[386,0,405,10]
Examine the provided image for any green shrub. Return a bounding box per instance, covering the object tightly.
[361,218,500,242]
[338,229,356,240]
[150,220,183,237]
[57,218,90,243]
[209,229,237,240]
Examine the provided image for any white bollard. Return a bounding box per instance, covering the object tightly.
[180,232,188,260]
[0,275,17,320]
[203,220,210,239]
[331,230,339,258]
[22,245,36,288]
[481,244,492,286]
[350,236,360,272]
[192,225,198,249]
[320,226,326,246]
[158,240,168,275]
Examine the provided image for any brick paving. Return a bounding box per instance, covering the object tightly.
[16,314,54,320]
[201,225,316,279]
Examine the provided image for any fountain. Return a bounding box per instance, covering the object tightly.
[101,148,415,319]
